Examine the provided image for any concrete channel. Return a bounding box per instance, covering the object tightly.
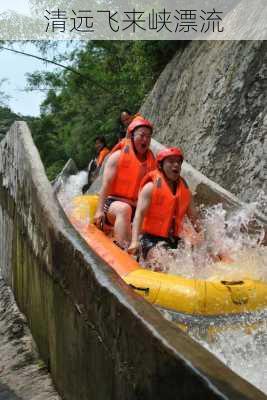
[0,121,266,399]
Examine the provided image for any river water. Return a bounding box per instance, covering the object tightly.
[57,171,267,395]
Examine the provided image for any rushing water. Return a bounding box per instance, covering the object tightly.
[57,170,88,210]
[145,202,267,282]
[196,319,267,393]
[57,171,267,394]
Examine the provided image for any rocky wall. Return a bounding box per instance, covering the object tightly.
[141,41,267,208]
[0,121,265,399]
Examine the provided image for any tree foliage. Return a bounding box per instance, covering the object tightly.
[28,41,184,180]
[0,106,20,139]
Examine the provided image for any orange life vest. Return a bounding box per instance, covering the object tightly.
[96,147,110,167]
[141,170,191,238]
[110,139,156,202]
[110,114,145,154]
[110,138,127,155]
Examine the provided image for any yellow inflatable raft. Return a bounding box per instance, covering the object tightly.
[67,195,267,316]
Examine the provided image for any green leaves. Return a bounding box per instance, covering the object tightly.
[29,40,182,179]
[0,105,20,137]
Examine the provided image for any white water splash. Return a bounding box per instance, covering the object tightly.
[57,171,98,232]
[188,317,267,394]
[57,171,87,210]
[161,201,267,395]
[145,202,267,282]
[254,189,267,218]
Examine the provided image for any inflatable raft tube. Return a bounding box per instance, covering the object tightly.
[67,195,267,316]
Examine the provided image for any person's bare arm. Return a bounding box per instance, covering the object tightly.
[186,197,202,233]
[94,151,120,228]
[128,182,153,254]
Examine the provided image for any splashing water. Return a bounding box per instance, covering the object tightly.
[183,315,267,394]
[254,189,267,218]
[57,170,87,209]
[155,201,267,394]
[56,171,95,229]
[144,203,267,282]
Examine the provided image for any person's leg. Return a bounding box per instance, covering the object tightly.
[107,201,133,246]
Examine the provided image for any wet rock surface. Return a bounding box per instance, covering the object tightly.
[141,41,267,208]
[0,278,60,400]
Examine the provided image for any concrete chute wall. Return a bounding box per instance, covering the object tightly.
[0,121,265,399]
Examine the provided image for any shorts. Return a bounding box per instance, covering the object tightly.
[103,196,136,223]
[140,233,180,259]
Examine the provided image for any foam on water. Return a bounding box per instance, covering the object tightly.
[138,197,267,394]
[188,317,267,394]
[57,171,87,210]
[145,202,267,282]
[161,201,267,394]
[255,189,267,219]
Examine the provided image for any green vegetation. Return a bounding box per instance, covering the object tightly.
[0,77,35,140]
[27,41,183,179]
[0,78,17,139]
[0,106,20,139]
[0,105,36,141]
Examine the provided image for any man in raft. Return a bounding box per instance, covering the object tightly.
[111,113,144,154]
[95,136,110,169]
[118,109,134,141]
[82,136,110,193]
[94,117,156,248]
[128,147,202,268]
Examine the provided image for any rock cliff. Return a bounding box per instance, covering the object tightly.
[141,41,267,209]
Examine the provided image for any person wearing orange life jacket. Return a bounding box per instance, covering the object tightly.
[94,117,156,248]
[95,137,110,168]
[119,110,143,139]
[111,112,144,154]
[119,109,134,139]
[128,147,202,269]
[82,136,110,194]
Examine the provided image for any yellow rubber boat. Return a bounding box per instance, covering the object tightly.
[67,195,267,316]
